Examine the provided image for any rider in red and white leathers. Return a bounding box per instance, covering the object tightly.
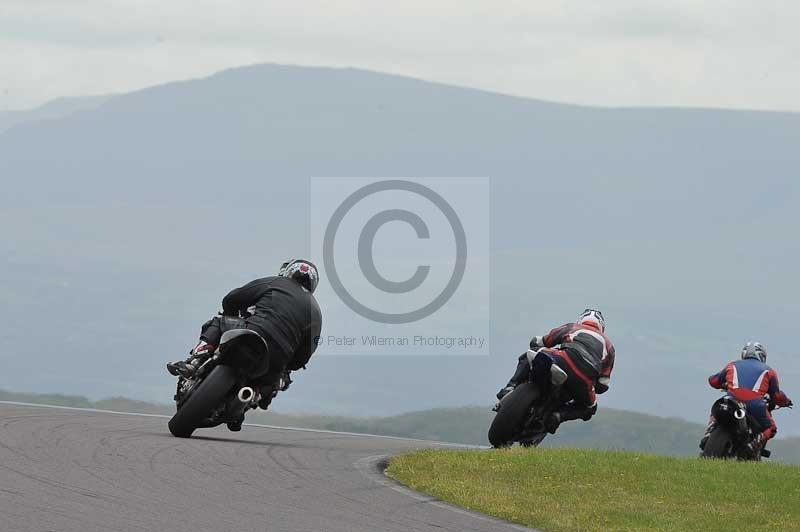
[497,309,615,433]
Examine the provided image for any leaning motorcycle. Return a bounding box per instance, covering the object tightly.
[168,329,285,438]
[488,349,570,448]
[701,395,787,460]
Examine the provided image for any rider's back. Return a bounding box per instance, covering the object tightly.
[223,276,322,358]
[725,358,774,401]
[545,322,615,378]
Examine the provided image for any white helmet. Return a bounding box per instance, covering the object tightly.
[578,308,605,333]
[741,341,767,363]
[279,259,320,293]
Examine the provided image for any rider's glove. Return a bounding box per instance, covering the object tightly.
[529,336,544,350]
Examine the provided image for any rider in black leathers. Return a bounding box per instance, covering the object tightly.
[167,259,322,423]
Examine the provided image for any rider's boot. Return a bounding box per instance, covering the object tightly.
[545,402,597,434]
[167,341,216,378]
[496,383,517,401]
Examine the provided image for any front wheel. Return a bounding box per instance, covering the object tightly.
[488,383,541,448]
[702,427,734,458]
[168,365,237,438]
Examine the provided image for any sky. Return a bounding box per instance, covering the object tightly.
[1,1,798,112]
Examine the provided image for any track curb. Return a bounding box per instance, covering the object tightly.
[355,453,539,532]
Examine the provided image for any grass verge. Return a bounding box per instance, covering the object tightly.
[386,448,800,531]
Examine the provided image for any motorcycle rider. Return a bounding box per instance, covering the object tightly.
[496,309,615,434]
[167,259,323,428]
[703,342,793,454]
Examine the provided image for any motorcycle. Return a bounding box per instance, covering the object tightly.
[168,329,288,438]
[488,349,571,448]
[700,395,788,460]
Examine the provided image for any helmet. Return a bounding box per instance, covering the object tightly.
[578,308,605,332]
[741,341,767,363]
[279,259,319,293]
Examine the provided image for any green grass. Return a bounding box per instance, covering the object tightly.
[387,448,800,532]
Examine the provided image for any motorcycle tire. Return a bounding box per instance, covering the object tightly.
[489,383,541,448]
[168,365,237,438]
[702,427,734,459]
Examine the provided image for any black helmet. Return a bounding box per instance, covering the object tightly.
[741,341,767,363]
[279,259,319,293]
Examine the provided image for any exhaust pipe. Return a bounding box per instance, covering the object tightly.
[237,387,255,403]
[734,408,746,420]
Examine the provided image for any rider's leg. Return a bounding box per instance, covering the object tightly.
[497,352,533,400]
[545,352,597,433]
[167,316,244,377]
[744,399,777,453]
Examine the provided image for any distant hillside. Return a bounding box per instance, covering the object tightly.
[3,389,798,464]
[0,95,110,133]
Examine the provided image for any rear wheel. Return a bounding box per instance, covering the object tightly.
[702,427,734,458]
[168,365,237,438]
[488,383,541,448]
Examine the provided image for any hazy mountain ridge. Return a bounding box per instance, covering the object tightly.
[1,64,798,432]
[0,95,111,134]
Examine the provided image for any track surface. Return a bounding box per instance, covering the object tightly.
[0,403,532,532]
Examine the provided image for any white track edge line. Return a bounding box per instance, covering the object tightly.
[0,400,486,448]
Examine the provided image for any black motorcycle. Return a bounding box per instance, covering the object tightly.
[701,395,787,460]
[168,329,286,438]
[488,350,571,448]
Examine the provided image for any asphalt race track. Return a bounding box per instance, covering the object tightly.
[0,403,533,532]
